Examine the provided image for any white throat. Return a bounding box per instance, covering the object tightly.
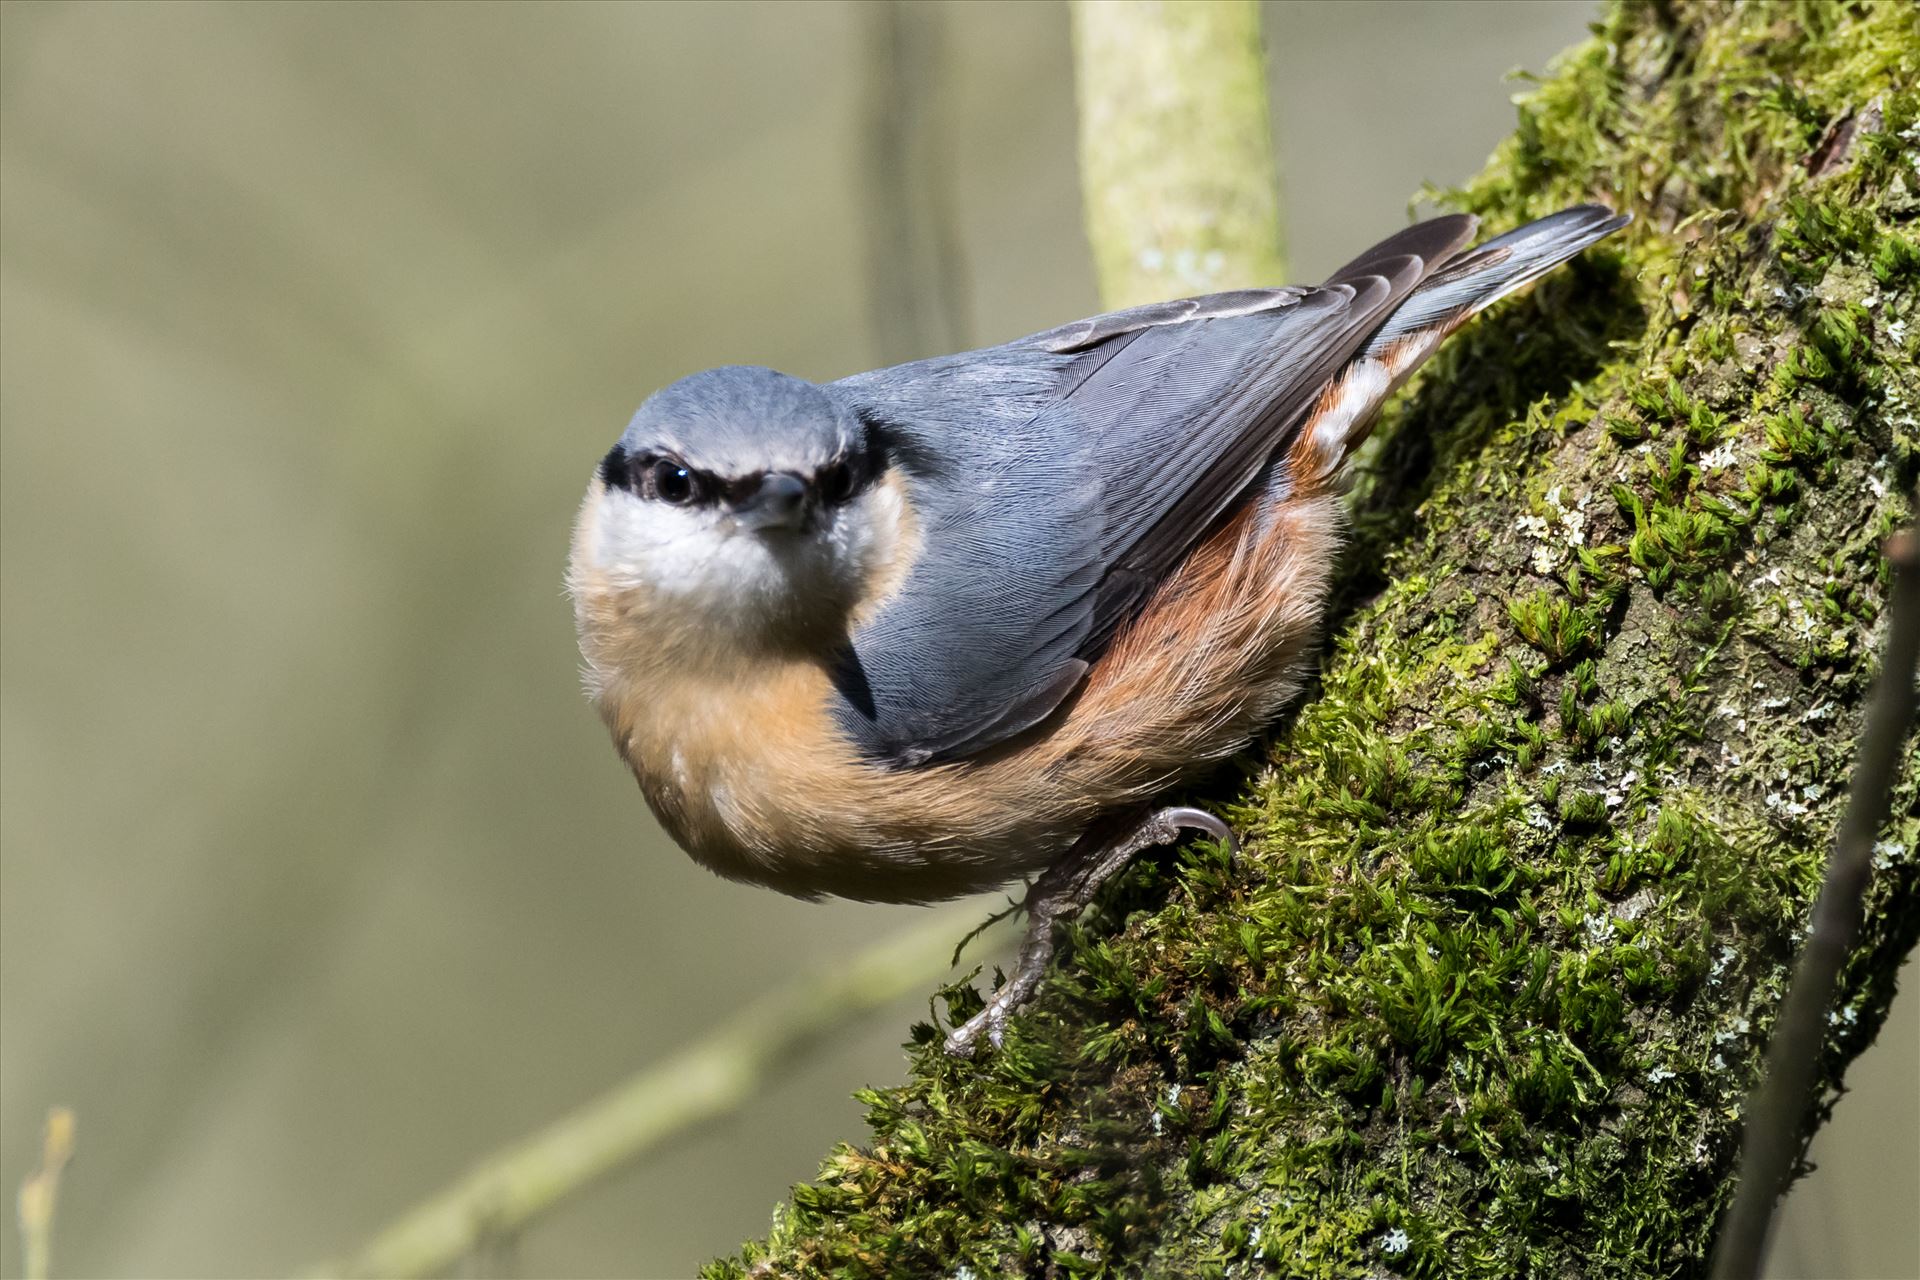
[571,476,914,655]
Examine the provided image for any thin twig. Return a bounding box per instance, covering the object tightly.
[861,0,970,365]
[306,900,1007,1280]
[1710,524,1920,1280]
[950,893,1022,968]
[16,1106,75,1280]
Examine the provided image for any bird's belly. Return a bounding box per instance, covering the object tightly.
[610,487,1345,904]
[616,665,1072,903]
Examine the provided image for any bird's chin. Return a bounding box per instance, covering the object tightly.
[651,544,859,647]
[579,490,878,655]
[730,509,819,537]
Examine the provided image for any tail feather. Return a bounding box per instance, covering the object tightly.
[1363,204,1630,358]
[1288,204,1629,476]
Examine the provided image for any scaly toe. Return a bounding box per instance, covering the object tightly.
[944,1013,986,1058]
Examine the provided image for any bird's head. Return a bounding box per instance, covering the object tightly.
[569,366,908,663]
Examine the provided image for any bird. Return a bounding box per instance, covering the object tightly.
[568,204,1629,1055]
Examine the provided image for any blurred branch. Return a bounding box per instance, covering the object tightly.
[1070,0,1285,308]
[16,1106,75,1280]
[307,901,1006,1280]
[861,0,971,364]
[1712,522,1920,1280]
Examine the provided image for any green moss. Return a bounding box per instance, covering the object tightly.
[711,4,1920,1277]
[1509,589,1605,664]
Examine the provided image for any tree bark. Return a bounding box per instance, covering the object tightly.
[711,3,1920,1276]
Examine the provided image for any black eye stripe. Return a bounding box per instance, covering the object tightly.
[819,460,854,502]
[598,446,631,491]
[605,448,879,506]
[817,452,876,504]
[721,474,765,505]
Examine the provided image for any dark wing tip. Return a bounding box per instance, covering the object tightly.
[1324,213,1480,287]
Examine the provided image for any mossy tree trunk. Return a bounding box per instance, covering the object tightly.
[712,3,1920,1277]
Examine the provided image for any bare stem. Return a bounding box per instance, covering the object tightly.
[1710,524,1920,1280]
[861,0,971,364]
[306,901,1005,1279]
[16,1107,75,1280]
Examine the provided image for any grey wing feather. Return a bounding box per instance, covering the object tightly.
[826,214,1482,767]
[1032,287,1310,353]
[825,346,1108,765]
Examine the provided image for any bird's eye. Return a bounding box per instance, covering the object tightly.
[646,459,704,505]
[819,459,860,505]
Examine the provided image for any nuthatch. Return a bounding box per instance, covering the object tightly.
[569,206,1628,1054]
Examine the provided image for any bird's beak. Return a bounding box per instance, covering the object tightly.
[734,471,813,533]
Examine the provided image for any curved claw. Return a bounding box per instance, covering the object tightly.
[1153,805,1238,855]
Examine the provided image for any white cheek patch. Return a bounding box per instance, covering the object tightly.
[588,487,893,632]
[591,495,802,629]
[593,495,779,603]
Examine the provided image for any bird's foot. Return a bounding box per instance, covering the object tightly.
[942,806,1236,1058]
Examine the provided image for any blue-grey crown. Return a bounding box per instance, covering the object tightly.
[618,366,859,478]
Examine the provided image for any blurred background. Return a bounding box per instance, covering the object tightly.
[1,2,1912,1277]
